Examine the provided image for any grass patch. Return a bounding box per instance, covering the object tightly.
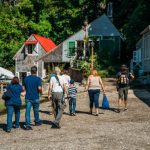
[0,100,5,112]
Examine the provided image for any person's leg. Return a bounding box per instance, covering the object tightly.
[52,94,57,118]
[53,93,63,126]
[69,98,73,114]
[33,100,40,124]
[93,90,100,115]
[14,106,21,128]
[118,88,123,111]
[25,100,32,127]
[6,105,14,132]
[73,98,76,114]
[88,90,94,114]
[124,87,128,110]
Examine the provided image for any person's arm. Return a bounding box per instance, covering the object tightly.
[99,77,106,94]
[21,86,26,96]
[76,87,77,93]
[48,77,54,100]
[38,86,42,94]
[37,78,43,94]
[129,73,134,80]
[63,81,68,95]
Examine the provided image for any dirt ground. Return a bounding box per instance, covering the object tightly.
[0,78,150,150]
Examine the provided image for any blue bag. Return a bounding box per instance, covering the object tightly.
[102,95,109,109]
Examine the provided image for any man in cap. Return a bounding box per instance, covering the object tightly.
[23,66,42,130]
[116,64,134,112]
[48,67,67,128]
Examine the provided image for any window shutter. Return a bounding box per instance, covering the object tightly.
[68,41,76,56]
[133,51,137,62]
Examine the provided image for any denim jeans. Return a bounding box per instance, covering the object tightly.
[88,89,100,109]
[6,105,21,130]
[69,98,76,113]
[52,92,64,124]
[25,99,40,127]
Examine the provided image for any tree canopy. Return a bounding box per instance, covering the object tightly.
[0,0,149,70]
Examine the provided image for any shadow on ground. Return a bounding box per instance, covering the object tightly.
[99,107,119,113]
[131,80,150,107]
[133,90,150,107]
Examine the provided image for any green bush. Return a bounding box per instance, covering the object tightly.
[80,61,91,78]
[99,70,109,78]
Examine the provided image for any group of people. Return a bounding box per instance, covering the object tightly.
[2,64,134,132]
[4,66,42,132]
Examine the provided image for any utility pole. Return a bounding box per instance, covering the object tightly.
[91,41,94,70]
[82,19,88,59]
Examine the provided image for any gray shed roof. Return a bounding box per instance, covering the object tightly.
[88,14,121,37]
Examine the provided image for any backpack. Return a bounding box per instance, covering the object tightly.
[117,72,129,85]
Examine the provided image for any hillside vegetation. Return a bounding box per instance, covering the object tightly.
[0,0,149,70]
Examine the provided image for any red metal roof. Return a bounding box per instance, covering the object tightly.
[31,34,56,52]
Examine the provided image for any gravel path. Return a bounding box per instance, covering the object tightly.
[0,78,150,150]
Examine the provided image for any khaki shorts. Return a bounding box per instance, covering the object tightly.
[118,87,128,100]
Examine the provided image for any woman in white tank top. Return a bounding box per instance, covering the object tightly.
[85,69,106,116]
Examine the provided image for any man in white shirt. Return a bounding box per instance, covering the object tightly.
[48,67,67,128]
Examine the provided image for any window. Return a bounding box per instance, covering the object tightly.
[68,41,76,56]
[25,44,35,54]
[133,49,141,63]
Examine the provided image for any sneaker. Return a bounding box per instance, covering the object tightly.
[35,121,42,126]
[6,129,11,133]
[51,122,61,129]
[72,113,76,116]
[24,125,33,130]
[124,108,128,111]
[89,111,92,115]
[116,109,120,113]
[13,124,20,129]
[95,114,99,116]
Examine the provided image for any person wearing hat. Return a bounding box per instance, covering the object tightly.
[68,79,77,116]
[48,67,67,128]
[116,64,134,112]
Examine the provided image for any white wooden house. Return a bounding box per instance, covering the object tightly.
[13,34,56,81]
[131,25,150,79]
[140,25,150,73]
